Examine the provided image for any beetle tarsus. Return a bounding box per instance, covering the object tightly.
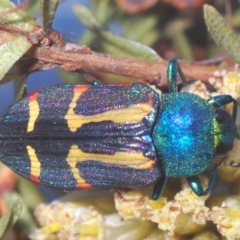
[186,170,217,196]
[152,176,167,200]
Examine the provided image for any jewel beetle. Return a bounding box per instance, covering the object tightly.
[0,60,237,200]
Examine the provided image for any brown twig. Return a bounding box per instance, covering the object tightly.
[0,22,235,87]
[0,22,31,36]
[21,43,226,87]
[0,0,30,17]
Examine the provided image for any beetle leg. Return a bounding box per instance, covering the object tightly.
[167,60,178,93]
[152,175,168,200]
[208,95,237,122]
[186,170,217,196]
[167,59,187,93]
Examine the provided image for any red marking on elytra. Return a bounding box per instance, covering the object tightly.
[74,85,90,93]
[30,175,40,184]
[76,183,92,189]
[28,90,40,101]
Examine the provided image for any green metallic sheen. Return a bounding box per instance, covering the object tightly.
[153,92,215,177]
[151,59,237,200]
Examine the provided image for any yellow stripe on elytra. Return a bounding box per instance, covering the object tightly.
[26,145,41,178]
[65,88,154,132]
[27,93,40,132]
[66,145,155,184]
[66,145,155,169]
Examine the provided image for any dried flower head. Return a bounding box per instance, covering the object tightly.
[29,191,156,240]
[114,183,209,236]
[181,80,210,99]
[209,67,240,99]
[210,196,240,240]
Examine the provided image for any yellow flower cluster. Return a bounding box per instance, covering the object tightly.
[114,187,240,239]
[114,184,209,236]
[209,67,240,99]
[30,185,227,240]
[210,196,240,240]
[181,79,210,100]
[29,202,104,240]
[29,191,157,240]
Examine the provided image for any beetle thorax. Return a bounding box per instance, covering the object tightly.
[153,92,216,177]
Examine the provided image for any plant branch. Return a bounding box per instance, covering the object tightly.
[0,23,233,87]
[24,42,228,87]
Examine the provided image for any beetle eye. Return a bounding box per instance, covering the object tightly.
[215,108,233,124]
[216,142,233,155]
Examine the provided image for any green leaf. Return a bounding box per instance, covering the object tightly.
[92,0,112,24]
[164,20,193,61]
[0,200,22,238]
[73,4,160,61]
[0,0,37,31]
[204,4,240,63]
[78,30,96,46]
[0,65,20,85]
[101,31,160,60]
[40,0,59,31]
[17,177,45,210]
[0,35,32,81]
[4,192,37,234]
[124,15,159,43]
[13,76,27,101]
[73,4,101,30]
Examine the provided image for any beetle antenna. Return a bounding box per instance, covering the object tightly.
[208,155,227,175]
[176,61,188,86]
[237,133,240,140]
